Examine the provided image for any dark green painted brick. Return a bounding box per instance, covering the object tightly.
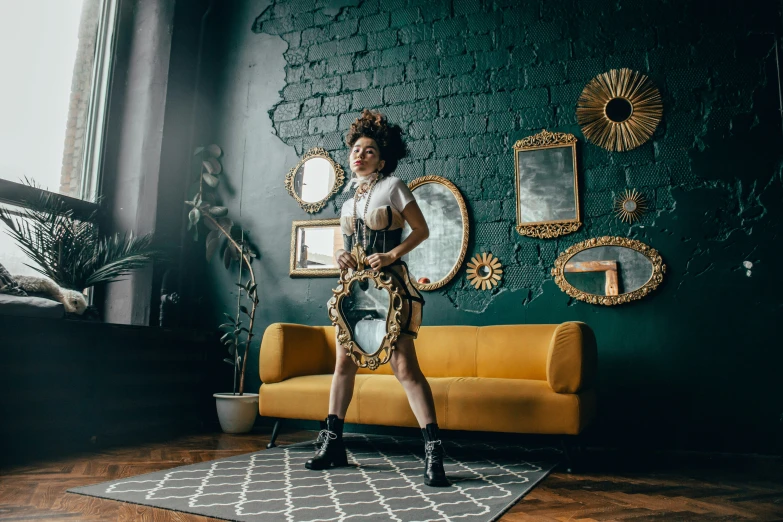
[466,35,493,52]
[411,41,437,61]
[451,73,489,94]
[374,65,405,86]
[367,31,398,51]
[432,117,464,138]
[433,18,467,39]
[475,92,511,113]
[342,71,372,91]
[475,50,509,71]
[380,45,410,66]
[406,60,439,81]
[325,55,353,76]
[311,77,341,95]
[399,24,430,44]
[436,137,472,157]
[416,78,450,100]
[391,7,420,28]
[437,38,466,57]
[351,88,383,109]
[526,63,566,86]
[439,95,474,116]
[359,12,389,33]
[328,19,358,39]
[384,84,416,104]
[322,94,351,114]
[453,0,481,15]
[302,97,321,117]
[273,102,301,122]
[282,82,311,100]
[464,115,487,134]
[308,115,338,134]
[440,55,474,76]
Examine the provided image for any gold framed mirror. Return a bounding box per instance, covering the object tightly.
[401,175,469,291]
[285,147,345,213]
[576,68,663,152]
[466,252,503,290]
[289,219,342,277]
[513,129,581,238]
[551,236,666,305]
[327,267,403,370]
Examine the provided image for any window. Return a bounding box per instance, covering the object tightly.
[0,0,117,277]
[0,0,117,202]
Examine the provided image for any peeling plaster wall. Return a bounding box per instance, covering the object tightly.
[203,0,783,453]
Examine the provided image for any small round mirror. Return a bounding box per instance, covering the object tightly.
[339,279,391,356]
[604,97,633,123]
[623,200,637,212]
[478,265,490,277]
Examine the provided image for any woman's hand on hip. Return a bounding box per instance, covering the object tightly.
[366,252,395,271]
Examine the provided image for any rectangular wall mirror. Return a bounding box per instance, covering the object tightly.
[513,129,581,239]
[290,219,342,277]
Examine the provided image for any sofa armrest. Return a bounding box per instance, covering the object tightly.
[546,321,597,393]
[259,323,333,384]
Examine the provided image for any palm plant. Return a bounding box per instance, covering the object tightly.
[0,182,160,291]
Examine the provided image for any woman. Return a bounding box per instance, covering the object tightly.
[305,109,449,488]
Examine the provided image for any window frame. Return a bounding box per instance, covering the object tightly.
[0,0,119,216]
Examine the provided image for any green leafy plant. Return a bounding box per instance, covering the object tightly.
[0,181,160,291]
[185,145,259,396]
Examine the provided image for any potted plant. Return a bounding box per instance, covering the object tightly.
[0,181,160,315]
[185,145,260,433]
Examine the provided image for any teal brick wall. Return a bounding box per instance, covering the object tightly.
[205,0,783,453]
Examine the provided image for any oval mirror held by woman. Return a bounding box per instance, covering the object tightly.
[401,176,469,291]
[551,236,666,305]
[285,147,345,213]
[328,269,403,370]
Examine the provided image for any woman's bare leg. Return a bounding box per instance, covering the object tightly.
[328,332,359,417]
[389,336,437,427]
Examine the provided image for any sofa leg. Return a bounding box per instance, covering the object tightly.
[267,420,281,449]
[560,436,575,473]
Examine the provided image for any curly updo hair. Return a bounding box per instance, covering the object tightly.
[345,109,407,175]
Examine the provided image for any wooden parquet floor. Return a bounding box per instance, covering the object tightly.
[1,428,781,521]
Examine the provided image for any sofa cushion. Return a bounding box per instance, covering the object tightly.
[0,293,64,319]
[259,374,595,435]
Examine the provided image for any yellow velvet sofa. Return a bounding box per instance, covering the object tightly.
[258,322,597,440]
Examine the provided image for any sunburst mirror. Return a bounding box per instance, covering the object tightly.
[614,189,647,223]
[466,253,503,290]
[576,68,663,152]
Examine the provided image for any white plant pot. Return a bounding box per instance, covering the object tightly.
[213,393,259,434]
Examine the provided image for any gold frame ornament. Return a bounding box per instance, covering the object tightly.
[613,189,647,223]
[327,255,403,370]
[513,129,582,239]
[407,175,470,291]
[466,252,503,290]
[285,147,345,213]
[551,236,666,306]
[289,218,341,277]
[576,68,663,152]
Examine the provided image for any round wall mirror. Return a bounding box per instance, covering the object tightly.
[401,176,469,291]
[576,68,662,152]
[285,147,345,213]
[552,236,666,305]
[604,97,633,123]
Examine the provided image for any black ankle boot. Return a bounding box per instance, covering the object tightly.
[422,423,450,487]
[305,415,348,470]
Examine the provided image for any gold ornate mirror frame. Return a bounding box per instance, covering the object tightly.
[327,267,404,370]
[407,175,469,291]
[289,218,341,277]
[576,68,663,152]
[285,147,345,213]
[513,130,581,239]
[551,236,666,306]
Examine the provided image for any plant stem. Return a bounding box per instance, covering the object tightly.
[201,211,256,396]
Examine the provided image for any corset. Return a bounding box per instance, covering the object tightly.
[343,219,403,258]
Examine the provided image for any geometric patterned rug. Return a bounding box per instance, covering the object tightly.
[68,434,560,522]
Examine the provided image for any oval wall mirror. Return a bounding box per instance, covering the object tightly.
[285,147,345,213]
[401,176,469,291]
[551,236,666,305]
[340,280,390,356]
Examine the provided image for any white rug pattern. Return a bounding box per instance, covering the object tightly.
[70,435,560,522]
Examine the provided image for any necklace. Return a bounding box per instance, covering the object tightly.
[352,172,381,255]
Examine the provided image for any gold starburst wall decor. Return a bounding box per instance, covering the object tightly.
[466,253,503,290]
[614,189,647,223]
[576,68,663,152]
